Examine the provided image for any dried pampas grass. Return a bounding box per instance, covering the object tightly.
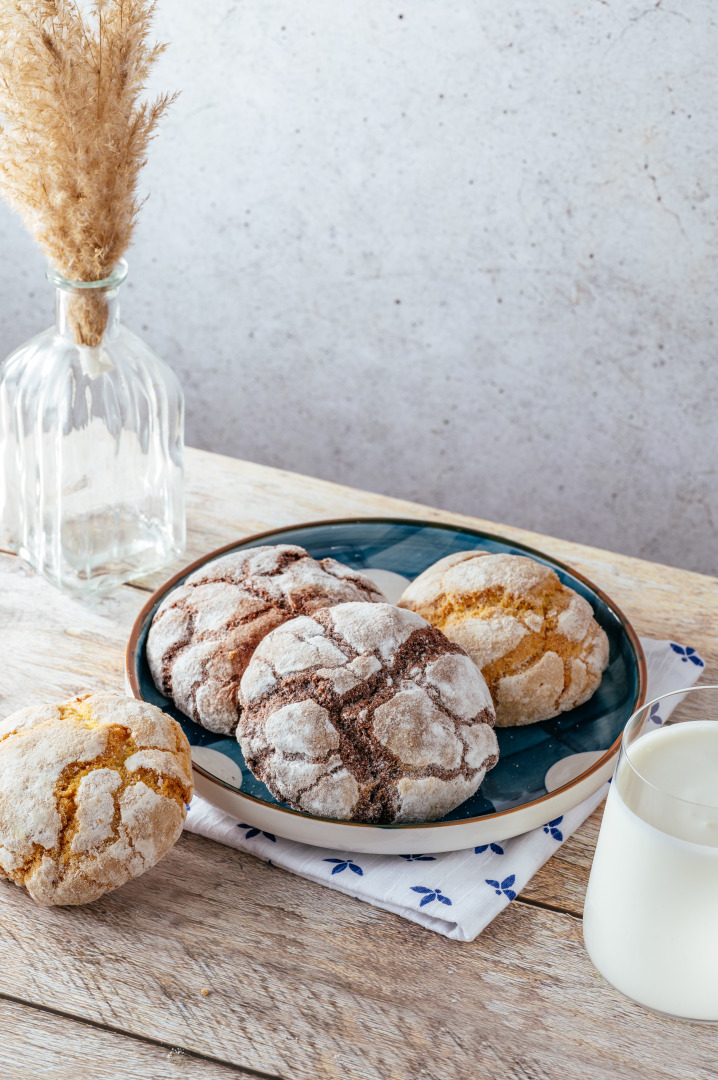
[0,0,176,344]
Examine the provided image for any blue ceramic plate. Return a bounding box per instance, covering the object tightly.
[127,518,646,853]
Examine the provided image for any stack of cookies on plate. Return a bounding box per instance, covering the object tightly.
[147,543,609,826]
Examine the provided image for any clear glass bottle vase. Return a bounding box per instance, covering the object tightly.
[0,260,185,597]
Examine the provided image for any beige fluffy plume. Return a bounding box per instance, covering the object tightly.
[0,0,175,343]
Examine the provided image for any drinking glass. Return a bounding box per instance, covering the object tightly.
[583,684,718,1021]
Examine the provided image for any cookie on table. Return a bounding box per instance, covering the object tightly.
[397,551,609,727]
[237,602,499,824]
[147,545,387,736]
[0,693,193,906]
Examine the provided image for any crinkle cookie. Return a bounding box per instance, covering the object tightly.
[147,545,387,736]
[237,602,498,824]
[0,694,193,906]
[397,551,610,727]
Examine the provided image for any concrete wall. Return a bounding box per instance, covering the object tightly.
[1,1,716,575]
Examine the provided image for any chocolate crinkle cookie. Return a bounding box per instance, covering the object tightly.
[398,551,610,727]
[237,602,499,824]
[146,545,387,736]
[0,694,193,906]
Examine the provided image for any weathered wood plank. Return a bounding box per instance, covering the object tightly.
[0,832,715,1080]
[0,553,143,718]
[0,995,264,1079]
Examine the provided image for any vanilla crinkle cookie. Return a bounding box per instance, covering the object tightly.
[398,552,610,727]
[147,544,387,736]
[0,694,193,906]
[237,602,499,824]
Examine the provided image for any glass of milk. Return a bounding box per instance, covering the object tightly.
[583,685,718,1021]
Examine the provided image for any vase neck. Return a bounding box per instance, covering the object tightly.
[48,260,128,347]
[55,285,122,343]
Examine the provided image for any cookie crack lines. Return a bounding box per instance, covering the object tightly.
[398,552,609,728]
[0,694,193,906]
[182,548,378,614]
[292,761,349,803]
[428,585,540,627]
[52,723,134,871]
[147,545,388,736]
[237,602,499,825]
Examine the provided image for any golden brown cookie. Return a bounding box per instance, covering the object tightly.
[397,552,609,727]
[0,693,193,906]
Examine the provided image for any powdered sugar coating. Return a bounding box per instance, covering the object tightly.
[373,689,463,770]
[0,694,193,906]
[147,545,387,735]
[238,602,498,824]
[398,551,610,727]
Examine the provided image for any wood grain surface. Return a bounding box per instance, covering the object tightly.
[0,996,259,1079]
[0,446,716,1080]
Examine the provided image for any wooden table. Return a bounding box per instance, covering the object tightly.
[0,447,715,1080]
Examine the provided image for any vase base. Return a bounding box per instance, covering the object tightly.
[16,544,185,598]
[10,506,184,598]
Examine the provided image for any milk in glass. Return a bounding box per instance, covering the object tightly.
[583,720,718,1020]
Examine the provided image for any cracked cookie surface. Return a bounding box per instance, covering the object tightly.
[147,544,387,736]
[398,552,610,727]
[0,693,193,906]
[237,602,498,824]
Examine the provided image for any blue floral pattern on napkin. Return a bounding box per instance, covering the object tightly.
[411,886,453,908]
[543,817,564,842]
[237,823,276,842]
[649,702,663,725]
[485,874,517,901]
[670,643,704,666]
[324,858,364,876]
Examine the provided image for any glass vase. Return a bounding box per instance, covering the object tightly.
[0,260,185,597]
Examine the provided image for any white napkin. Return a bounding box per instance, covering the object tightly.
[184,638,706,940]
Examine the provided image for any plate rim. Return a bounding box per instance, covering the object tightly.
[126,515,647,833]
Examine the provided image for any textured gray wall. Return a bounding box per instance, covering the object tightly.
[1,1,717,575]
